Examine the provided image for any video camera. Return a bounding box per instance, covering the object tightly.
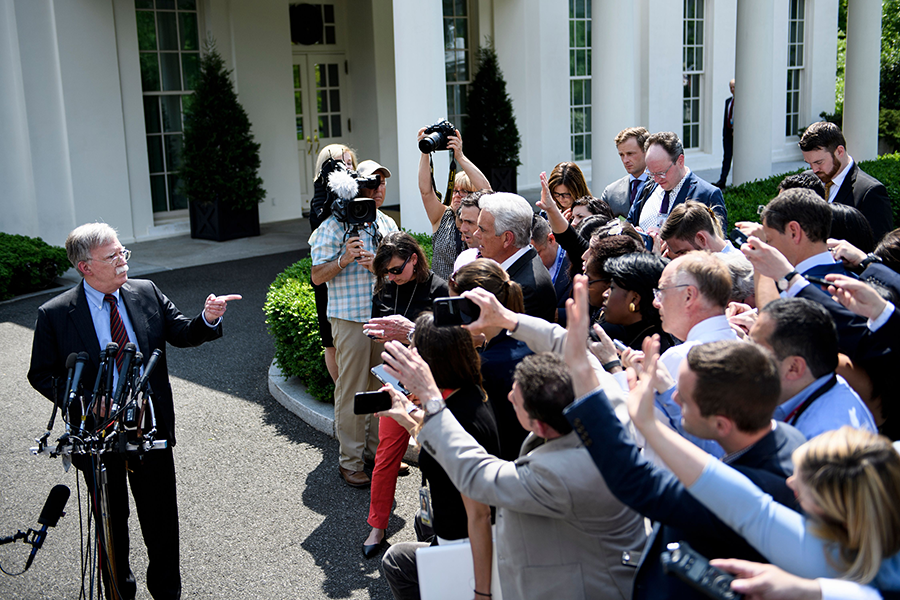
[319,156,381,236]
[418,118,456,153]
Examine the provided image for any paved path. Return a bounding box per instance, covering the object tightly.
[0,251,419,599]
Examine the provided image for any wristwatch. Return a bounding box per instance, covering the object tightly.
[859,254,882,269]
[424,397,446,416]
[776,270,799,292]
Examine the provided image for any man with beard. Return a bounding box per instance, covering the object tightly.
[799,121,892,242]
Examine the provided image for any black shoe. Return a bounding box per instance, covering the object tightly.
[362,538,387,559]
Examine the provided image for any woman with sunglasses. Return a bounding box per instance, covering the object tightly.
[361,232,448,559]
[417,127,491,281]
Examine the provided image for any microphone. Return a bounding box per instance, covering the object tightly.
[62,353,77,408]
[112,343,136,411]
[66,352,89,407]
[136,349,162,393]
[24,485,69,571]
[104,343,118,399]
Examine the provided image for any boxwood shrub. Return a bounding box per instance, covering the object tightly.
[264,230,434,404]
[722,152,900,226]
[0,233,70,301]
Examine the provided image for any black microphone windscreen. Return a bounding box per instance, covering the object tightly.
[76,351,89,363]
[37,485,69,527]
[65,353,78,370]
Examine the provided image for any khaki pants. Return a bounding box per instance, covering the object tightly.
[330,317,382,471]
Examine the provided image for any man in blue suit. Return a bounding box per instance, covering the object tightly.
[560,277,804,599]
[627,131,727,233]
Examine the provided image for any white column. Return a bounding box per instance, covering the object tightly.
[391,0,446,235]
[732,0,775,185]
[843,0,882,161]
[0,0,39,237]
[590,1,638,191]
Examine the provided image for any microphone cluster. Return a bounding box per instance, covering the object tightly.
[31,344,166,461]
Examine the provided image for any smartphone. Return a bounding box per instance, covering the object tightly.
[613,339,628,353]
[728,228,749,247]
[353,390,392,415]
[432,296,480,326]
[804,274,831,287]
[371,364,410,396]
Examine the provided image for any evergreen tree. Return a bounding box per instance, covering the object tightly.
[182,43,265,212]
[464,39,521,169]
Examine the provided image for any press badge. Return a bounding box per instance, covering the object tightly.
[418,487,433,527]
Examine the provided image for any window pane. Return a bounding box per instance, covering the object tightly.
[315,64,323,87]
[574,135,584,160]
[136,11,157,51]
[296,116,304,140]
[318,116,329,138]
[161,95,182,132]
[135,0,153,8]
[328,64,339,86]
[160,53,182,91]
[324,4,334,22]
[573,79,583,105]
[317,90,327,112]
[168,174,187,210]
[575,0,584,19]
[150,175,168,212]
[457,85,467,115]
[182,53,200,90]
[331,115,341,137]
[696,47,703,70]
[143,96,161,134]
[569,49,575,77]
[330,89,340,112]
[165,134,182,170]
[179,12,199,51]
[325,26,335,45]
[140,53,160,91]
[293,65,301,89]
[295,91,303,115]
[156,11,178,51]
[455,0,466,15]
[157,0,175,8]
[178,0,197,9]
[576,49,585,76]
[147,136,164,173]
[576,20,585,47]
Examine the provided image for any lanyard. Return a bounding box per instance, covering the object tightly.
[785,375,838,426]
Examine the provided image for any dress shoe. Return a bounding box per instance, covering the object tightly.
[362,538,387,559]
[339,466,371,487]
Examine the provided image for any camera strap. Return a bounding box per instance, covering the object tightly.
[429,152,458,207]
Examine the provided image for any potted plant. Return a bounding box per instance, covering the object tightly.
[182,42,265,241]
[463,39,522,193]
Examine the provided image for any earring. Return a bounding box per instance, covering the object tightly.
[629,302,637,313]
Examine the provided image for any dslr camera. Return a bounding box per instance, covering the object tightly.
[418,118,457,153]
[319,156,381,235]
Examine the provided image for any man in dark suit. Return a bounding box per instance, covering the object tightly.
[473,193,557,322]
[714,79,735,189]
[799,121,893,242]
[598,127,653,218]
[531,216,572,325]
[627,131,727,233]
[561,278,804,599]
[28,222,239,600]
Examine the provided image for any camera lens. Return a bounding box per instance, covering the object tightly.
[418,132,442,154]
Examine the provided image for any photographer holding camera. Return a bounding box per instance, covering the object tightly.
[309,159,399,487]
[417,120,491,281]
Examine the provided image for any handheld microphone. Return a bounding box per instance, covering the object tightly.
[24,485,69,571]
[62,353,77,408]
[104,343,118,400]
[66,352,89,407]
[136,349,162,393]
[111,343,137,412]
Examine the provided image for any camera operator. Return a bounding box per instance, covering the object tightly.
[309,160,399,488]
[416,122,491,281]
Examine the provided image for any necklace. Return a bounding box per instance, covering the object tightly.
[393,280,419,318]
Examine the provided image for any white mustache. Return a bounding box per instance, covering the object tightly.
[116,264,129,276]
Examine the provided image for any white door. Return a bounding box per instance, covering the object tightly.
[292,53,350,213]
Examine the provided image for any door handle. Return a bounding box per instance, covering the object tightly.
[306,135,312,156]
[314,133,320,155]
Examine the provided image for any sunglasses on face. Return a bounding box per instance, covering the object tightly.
[387,254,412,275]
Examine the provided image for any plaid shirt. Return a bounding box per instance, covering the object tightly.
[309,212,399,322]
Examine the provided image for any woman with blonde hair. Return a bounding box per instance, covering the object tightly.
[417,128,491,280]
[309,143,358,382]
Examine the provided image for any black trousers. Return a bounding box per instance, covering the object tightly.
[78,447,181,600]
[718,129,733,183]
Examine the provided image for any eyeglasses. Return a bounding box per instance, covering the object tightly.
[646,161,675,180]
[90,248,131,265]
[652,284,690,300]
[587,277,611,286]
[387,254,412,275]
[551,191,573,201]
[452,188,468,196]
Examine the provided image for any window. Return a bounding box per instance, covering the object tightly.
[682,0,704,150]
[786,0,805,136]
[443,0,470,133]
[289,4,336,46]
[136,0,201,214]
[569,0,591,161]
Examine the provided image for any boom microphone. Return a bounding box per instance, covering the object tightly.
[24,485,69,571]
[66,352,89,407]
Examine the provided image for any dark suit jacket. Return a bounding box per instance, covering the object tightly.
[627,171,727,231]
[802,261,855,280]
[28,279,223,445]
[553,252,573,327]
[565,388,804,600]
[807,163,893,243]
[506,248,557,323]
[722,96,734,138]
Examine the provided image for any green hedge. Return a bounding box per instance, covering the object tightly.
[722,152,900,226]
[264,231,434,404]
[0,233,70,301]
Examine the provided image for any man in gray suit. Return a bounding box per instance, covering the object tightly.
[599,127,652,218]
[379,345,647,600]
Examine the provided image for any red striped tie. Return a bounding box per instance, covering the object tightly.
[104,294,130,369]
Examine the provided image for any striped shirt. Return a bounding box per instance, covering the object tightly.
[309,212,399,322]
